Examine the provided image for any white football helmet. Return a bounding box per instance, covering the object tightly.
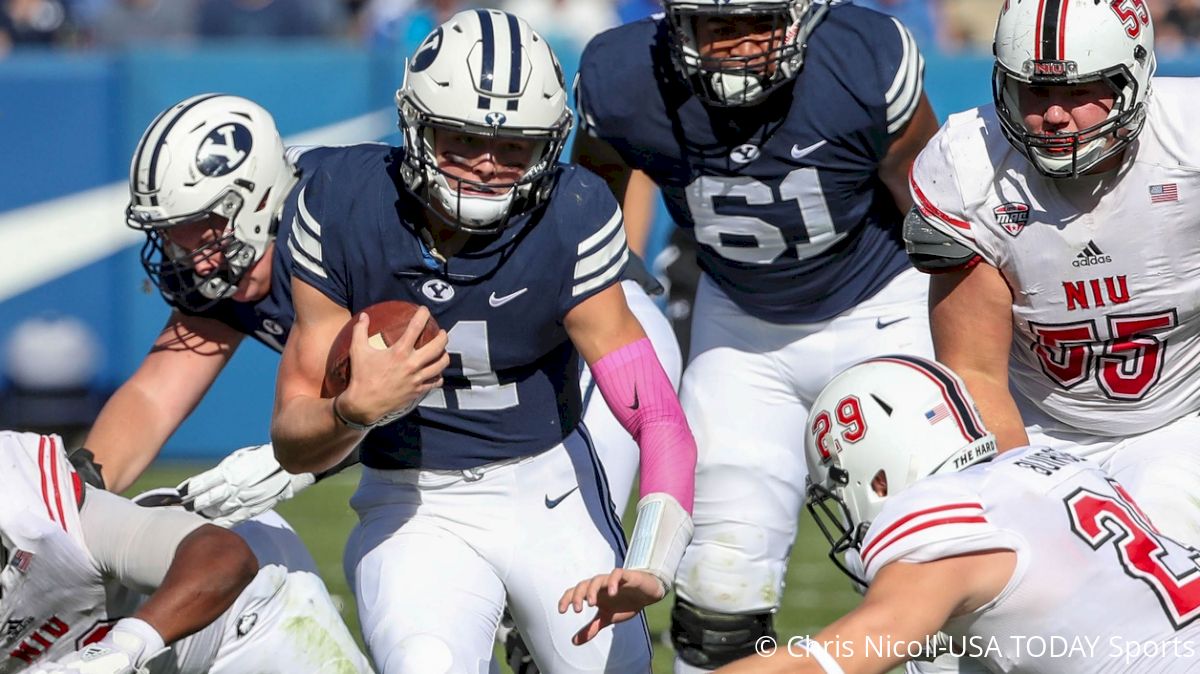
[126,94,296,310]
[663,0,828,107]
[993,0,1155,178]
[396,9,572,234]
[805,355,997,585]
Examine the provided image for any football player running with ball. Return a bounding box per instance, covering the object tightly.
[271,10,696,673]
[573,0,939,668]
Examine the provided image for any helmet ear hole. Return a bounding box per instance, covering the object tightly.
[830,466,850,486]
[870,470,888,498]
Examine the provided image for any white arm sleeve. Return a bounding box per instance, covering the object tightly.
[79,486,207,594]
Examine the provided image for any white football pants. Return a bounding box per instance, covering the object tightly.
[169,511,372,674]
[344,430,652,674]
[673,268,933,623]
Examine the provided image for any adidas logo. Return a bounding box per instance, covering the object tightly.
[1072,240,1111,268]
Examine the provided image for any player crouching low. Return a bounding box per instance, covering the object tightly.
[0,430,371,674]
[716,356,1200,673]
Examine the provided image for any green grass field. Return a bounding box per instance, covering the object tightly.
[130,464,862,673]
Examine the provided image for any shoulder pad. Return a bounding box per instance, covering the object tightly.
[903,207,980,274]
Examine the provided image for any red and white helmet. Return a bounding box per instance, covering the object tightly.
[992,0,1156,178]
[396,9,572,234]
[127,94,295,310]
[805,355,996,584]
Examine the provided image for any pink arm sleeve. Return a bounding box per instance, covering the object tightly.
[589,338,696,513]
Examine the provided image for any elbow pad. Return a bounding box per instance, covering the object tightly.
[903,207,980,274]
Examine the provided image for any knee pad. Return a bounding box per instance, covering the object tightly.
[387,634,456,674]
[674,538,789,613]
[670,598,775,669]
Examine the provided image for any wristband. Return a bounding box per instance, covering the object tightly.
[332,394,377,432]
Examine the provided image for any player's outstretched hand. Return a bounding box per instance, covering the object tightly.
[340,309,449,426]
[558,568,665,645]
[177,444,316,526]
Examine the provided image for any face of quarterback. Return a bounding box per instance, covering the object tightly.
[694,14,784,77]
[1016,81,1116,156]
[432,130,540,198]
[162,215,274,302]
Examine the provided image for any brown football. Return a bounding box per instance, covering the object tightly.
[321,300,441,398]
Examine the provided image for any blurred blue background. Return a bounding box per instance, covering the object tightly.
[3,0,1200,456]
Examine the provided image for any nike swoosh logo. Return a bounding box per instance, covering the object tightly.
[790,140,828,160]
[876,317,911,330]
[628,387,640,411]
[544,486,579,509]
[489,288,528,307]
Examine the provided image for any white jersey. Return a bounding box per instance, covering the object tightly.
[0,432,370,674]
[0,432,109,672]
[862,446,1200,673]
[910,78,1200,436]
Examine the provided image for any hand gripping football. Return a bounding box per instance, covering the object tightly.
[322,300,441,398]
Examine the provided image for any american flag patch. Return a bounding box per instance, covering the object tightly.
[10,550,33,573]
[925,403,950,425]
[1150,183,1179,203]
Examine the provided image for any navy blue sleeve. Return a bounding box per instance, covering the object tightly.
[550,166,629,318]
[818,6,925,158]
[575,19,664,172]
[284,164,351,308]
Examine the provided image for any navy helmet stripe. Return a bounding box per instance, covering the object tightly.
[476,9,495,109]
[144,93,223,192]
[132,104,175,193]
[505,13,522,97]
[870,355,987,441]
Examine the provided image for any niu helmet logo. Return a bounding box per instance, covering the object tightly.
[1032,61,1074,78]
[196,123,252,177]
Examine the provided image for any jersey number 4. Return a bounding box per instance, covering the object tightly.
[1029,310,1178,401]
[419,320,518,411]
[1066,482,1200,629]
[686,168,846,264]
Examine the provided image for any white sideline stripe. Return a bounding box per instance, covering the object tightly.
[0,108,395,302]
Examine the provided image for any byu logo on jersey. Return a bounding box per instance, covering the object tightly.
[730,144,760,164]
[411,28,443,72]
[421,278,455,302]
[196,123,252,177]
[261,319,284,336]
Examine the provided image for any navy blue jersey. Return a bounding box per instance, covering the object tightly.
[286,144,629,470]
[576,4,924,323]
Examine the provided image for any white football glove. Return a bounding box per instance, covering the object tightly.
[177,444,316,527]
[30,618,167,674]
